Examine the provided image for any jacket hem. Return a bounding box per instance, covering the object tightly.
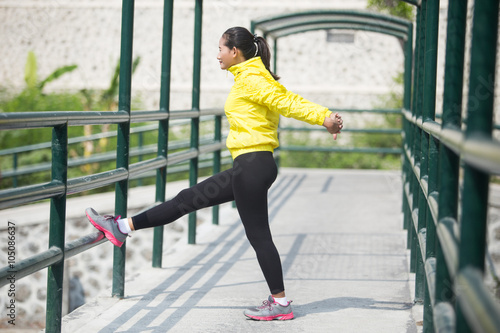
[229,145,275,160]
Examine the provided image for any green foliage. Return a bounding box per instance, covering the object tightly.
[39,65,79,91]
[23,51,79,92]
[24,51,38,89]
[367,0,415,20]
[0,52,84,154]
[0,52,146,191]
[377,72,404,109]
[1,51,82,118]
[81,56,141,112]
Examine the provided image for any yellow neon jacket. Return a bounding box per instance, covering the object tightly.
[225,57,332,159]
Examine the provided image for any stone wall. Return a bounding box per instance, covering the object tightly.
[0,0,402,112]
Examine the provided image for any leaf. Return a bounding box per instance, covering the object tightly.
[24,51,38,88]
[38,65,78,91]
[101,56,141,108]
[102,59,120,103]
[367,0,414,20]
[132,56,141,74]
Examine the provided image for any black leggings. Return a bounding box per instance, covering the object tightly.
[132,151,284,294]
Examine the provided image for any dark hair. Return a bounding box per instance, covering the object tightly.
[222,26,280,80]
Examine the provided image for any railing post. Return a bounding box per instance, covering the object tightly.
[436,0,468,316]
[413,0,427,304]
[407,3,422,263]
[405,4,422,256]
[403,24,413,114]
[137,133,144,186]
[113,0,135,298]
[457,0,499,331]
[152,0,174,268]
[421,1,440,330]
[188,0,202,244]
[212,114,221,225]
[45,124,68,333]
[12,153,17,188]
[402,23,412,238]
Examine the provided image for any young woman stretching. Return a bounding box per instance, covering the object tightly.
[86,26,343,321]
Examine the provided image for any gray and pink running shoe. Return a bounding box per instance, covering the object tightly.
[85,207,127,247]
[243,296,294,321]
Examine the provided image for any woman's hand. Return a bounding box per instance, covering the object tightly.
[322,112,343,140]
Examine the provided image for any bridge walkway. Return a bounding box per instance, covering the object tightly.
[61,168,421,333]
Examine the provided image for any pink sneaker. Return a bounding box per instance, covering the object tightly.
[85,208,127,247]
[243,296,294,321]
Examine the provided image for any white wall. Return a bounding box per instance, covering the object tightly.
[0,0,404,112]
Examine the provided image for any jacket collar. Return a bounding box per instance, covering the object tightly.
[228,56,265,77]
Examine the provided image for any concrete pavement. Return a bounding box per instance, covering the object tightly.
[60,168,422,333]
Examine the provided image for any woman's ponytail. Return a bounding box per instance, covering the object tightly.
[253,35,280,80]
[222,27,280,80]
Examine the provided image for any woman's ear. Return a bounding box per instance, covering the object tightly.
[231,46,246,63]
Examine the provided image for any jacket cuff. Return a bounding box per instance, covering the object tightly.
[319,110,332,125]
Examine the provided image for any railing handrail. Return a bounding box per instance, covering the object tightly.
[0,116,220,156]
[402,108,500,175]
[0,108,223,129]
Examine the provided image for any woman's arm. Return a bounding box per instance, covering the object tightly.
[243,74,343,139]
[243,75,331,126]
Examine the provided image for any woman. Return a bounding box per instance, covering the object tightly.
[86,26,343,321]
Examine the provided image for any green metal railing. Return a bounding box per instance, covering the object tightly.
[402,1,500,333]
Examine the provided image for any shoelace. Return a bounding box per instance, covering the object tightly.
[103,214,121,221]
[258,300,273,310]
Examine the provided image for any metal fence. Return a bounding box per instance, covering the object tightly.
[402,0,500,332]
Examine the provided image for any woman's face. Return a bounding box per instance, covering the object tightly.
[217,37,237,70]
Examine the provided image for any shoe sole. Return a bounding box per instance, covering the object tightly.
[86,211,124,247]
[244,312,294,321]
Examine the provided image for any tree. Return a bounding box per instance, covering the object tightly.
[367,0,414,20]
